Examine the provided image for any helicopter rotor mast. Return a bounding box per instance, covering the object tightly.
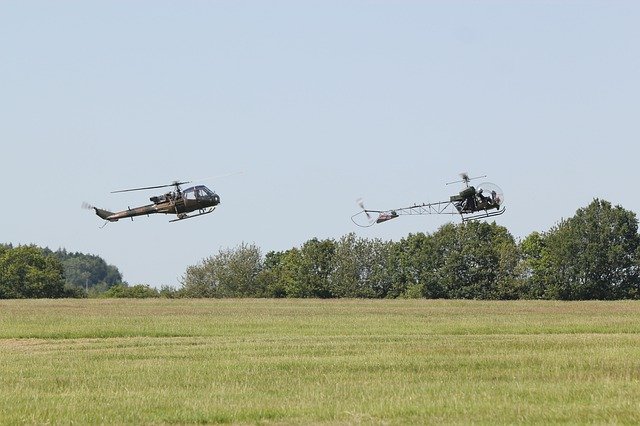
[445,173,486,188]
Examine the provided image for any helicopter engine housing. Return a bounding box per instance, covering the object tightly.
[459,186,476,199]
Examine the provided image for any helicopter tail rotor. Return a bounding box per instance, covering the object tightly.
[352,198,382,227]
[356,198,371,220]
[82,202,116,221]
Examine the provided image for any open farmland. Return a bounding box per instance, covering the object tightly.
[1,299,640,424]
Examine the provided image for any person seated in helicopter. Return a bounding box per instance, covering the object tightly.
[476,189,491,210]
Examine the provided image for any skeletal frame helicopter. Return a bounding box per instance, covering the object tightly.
[84,180,221,224]
[351,173,505,227]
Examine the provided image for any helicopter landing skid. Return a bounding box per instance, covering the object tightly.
[461,207,506,222]
[169,208,216,223]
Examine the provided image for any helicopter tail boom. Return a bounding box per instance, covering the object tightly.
[93,207,118,222]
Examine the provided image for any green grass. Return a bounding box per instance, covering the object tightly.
[1,299,640,424]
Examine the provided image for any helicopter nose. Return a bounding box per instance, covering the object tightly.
[213,194,220,204]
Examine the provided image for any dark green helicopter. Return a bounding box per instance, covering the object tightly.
[84,180,220,224]
[352,173,505,227]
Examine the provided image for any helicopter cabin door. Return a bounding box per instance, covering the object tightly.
[182,186,206,212]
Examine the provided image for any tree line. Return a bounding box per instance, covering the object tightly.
[181,199,640,300]
[0,245,123,298]
[2,199,640,300]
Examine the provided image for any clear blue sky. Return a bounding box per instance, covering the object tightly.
[2,1,639,286]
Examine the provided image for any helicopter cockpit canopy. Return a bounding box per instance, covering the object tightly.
[183,185,217,200]
[476,182,504,208]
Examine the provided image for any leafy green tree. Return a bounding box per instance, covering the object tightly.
[180,262,217,297]
[265,239,338,298]
[215,243,263,297]
[517,232,549,298]
[51,250,123,291]
[327,234,361,297]
[180,243,263,297]
[257,250,288,297]
[102,283,159,298]
[364,238,395,298]
[298,238,336,298]
[0,245,66,298]
[386,232,442,298]
[158,285,180,298]
[429,222,519,299]
[330,233,392,298]
[277,248,306,297]
[532,199,640,300]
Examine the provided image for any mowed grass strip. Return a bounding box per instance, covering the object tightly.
[1,299,640,424]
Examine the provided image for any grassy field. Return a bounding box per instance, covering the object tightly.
[1,299,640,424]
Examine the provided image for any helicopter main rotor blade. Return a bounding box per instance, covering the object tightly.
[109,172,241,194]
[445,173,486,186]
[111,180,191,193]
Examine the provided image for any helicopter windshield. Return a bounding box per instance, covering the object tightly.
[476,183,504,206]
[183,185,215,200]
